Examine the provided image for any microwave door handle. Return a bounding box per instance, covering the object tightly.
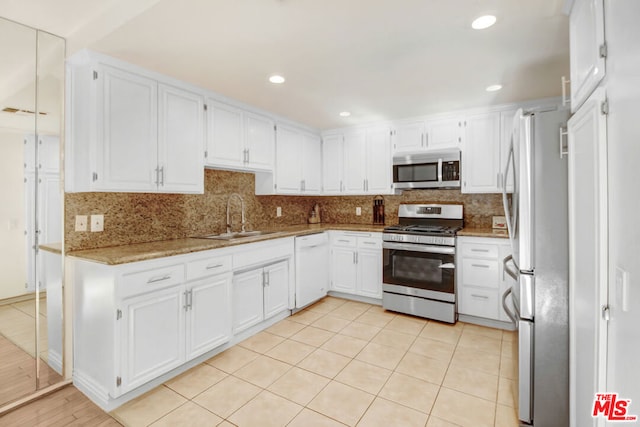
[437,158,443,183]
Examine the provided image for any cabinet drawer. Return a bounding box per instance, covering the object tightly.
[461,258,499,288]
[460,243,498,259]
[332,235,357,248]
[357,236,381,249]
[186,254,232,281]
[119,264,185,299]
[459,286,499,319]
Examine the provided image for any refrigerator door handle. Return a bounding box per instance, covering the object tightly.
[503,255,518,281]
[501,287,518,326]
[502,133,516,253]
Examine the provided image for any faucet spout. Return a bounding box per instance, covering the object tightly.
[226,193,246,234]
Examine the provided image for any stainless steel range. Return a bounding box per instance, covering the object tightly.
[382,204,463,323]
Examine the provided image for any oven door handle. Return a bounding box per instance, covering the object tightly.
[382,241,455,254]
[438,263,456,269]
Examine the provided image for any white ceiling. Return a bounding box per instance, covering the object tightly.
[0,0,569,130]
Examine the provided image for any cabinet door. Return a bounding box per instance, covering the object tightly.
[343,131,367,194]
[567,88,608,427]
[263,261,290,319]
[158,84,204,193]
[569,0,606,113]
[275,125,302,193]
[302,133,322,193]
[40,135,60,174]
[426,117,462,150]
[119,285,185,394]
[392,121,425,153]
[322,134,344,193]
[185,273,231,360]
[96,65,157,191]
[366,127,392,194]
[461,112,501,193]
[331,247,358,294]
[232,268,264,334]
[206,100,244,168]
[357,249,382,298]
[244,112,274,171]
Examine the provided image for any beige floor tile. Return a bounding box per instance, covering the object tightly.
[457,332,502,356]
[384,315,427,336]
[266,339,315,365]
[193,376,261,418]
[409,337,455,362]
[498,377,516,407]
[227,390,302,427]
[290,309,325,325]
[205,345,259,373]
[357,397,428,427]
[233,355,291,388]
[354,311,394,328]
[495,403,519,427]
[431,387,495,427]
[330,303,369,321]
[308,381,375,427]
[217,422,236,427]
[149,401,222,427]
[500,356,516,380]
[419,322,462,345]
[365,304,391,314]
[290,326,335,347]
[164,363,227,399]
[379,372,439,414]
[288,408,348,427]
[371,329,417,352]
[307,298,347,314]
[502,330,516,342]
[298,348,352,378]
[335,360,392,394]
[312,315,352,332]
[355,342,406,370]
[340,322,382,341]
[111,386,187,427]
[266,319,306,338]
[426,416,460,427]
[237,331,285,354]
[268,366,331,405]
[450,346,501,376]
[321,334,368,358]
[395,352,449,385]
[442,365,499,401]
[462,323,504,340]
[501,338,517,359]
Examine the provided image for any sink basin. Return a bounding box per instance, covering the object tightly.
[194,230,277,241]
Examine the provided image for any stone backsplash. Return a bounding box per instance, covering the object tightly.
[65,169,505,251]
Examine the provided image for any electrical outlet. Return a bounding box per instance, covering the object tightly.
[75,215,88,232]
[356,207,362,216]
[276,207,282,217]
[90,214,104,232]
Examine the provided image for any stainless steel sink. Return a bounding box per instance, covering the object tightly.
[194,230,277,240]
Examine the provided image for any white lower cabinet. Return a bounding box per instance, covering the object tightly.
[330,232,382,299]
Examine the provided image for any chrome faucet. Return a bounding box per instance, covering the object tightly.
[226,193,246,234]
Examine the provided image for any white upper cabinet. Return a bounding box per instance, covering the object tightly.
[338,127,392,195]
[569,0,606,113]
[301,132,322,193]
[392,116,462,154]
[343,130,367,193]
[205,101,274,172]
[272,124,322,194]
[392,120,425,153]
[321,134,344,194]
[426,117,463,150]
[461,112,501,193]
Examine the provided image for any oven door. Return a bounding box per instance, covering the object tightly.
[382,241,455,295]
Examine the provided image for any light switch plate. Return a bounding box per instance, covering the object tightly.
[276,207,282,217]
[492,216,507,229]
[356,207,362,216]
[75,215,87,232]
[90,214,104,232]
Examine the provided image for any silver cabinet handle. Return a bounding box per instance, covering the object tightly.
[187,289,193,310]
[421,133,424,147]
[147,274,171,284]
[471,248,489,253]
[340,180,343,192]
[363,241,376,245]
[471,294,489,299]
[183,290,189,311]
[160,166,165,186]
[206,263,223,270]
[471,264,491,269]
[246,149,250,164]
[338,239,351,243]
[265,271,270,287]
[561,75,571,106]
[352,252,356,264]
[559,127,568,159]
[155,167,160,186]
[363,180,366,191]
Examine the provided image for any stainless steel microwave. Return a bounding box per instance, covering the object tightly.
[392,150,461,189]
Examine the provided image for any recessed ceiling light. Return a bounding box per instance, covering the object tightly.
[472,15,497,30]
[486,84,503,92]
[269,75,285,84]
[339,111,351,117]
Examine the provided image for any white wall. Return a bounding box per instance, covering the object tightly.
[0,130,28,300]
[604,0,640,410]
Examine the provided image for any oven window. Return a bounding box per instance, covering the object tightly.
[383,248,455,294]
[394,256,442,283]
[395,163,438,183]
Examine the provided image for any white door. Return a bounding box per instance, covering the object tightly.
[392,121,424,153]
[206,100,244,168]
[366,127,392,194]
[568,88,608,427]
[322,134,344,194]
[462,112,501,193]
[301,133,322,193]
[331,247,358,294]
[263,261,289,319]
[343,131,367,194]
[232,268,264,334]
[185,273,232,360]
[96,65,157,192]
[158,84,204,193]
[426,117,463,150]
[275,125,302,193]
[569,0,606,112]
[244,112,274,171]
[119,285,185,394]
[357,249,382,298]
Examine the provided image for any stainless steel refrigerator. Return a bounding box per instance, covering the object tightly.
[502,107,570,426]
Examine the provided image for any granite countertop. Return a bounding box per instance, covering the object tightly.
[67,223,387,265]
[458,227,509,239]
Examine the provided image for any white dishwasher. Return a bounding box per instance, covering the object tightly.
[295,232,330,308]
